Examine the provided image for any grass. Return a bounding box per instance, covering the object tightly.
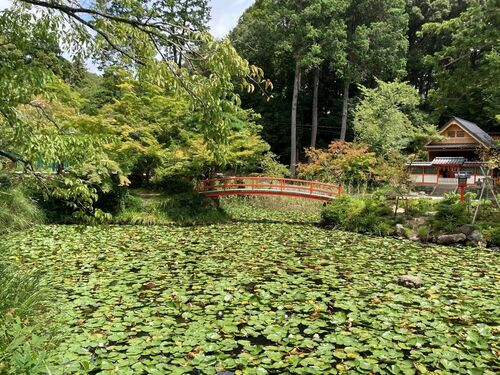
[0,188,44,234]
[0,201,498,374]
[114,190,231,226]
[0,262,54,374]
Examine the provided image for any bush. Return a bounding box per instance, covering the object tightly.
[320,195,394,235]
[416,225,432,241]
[482,226,500,247]
[430,195,471,232]
[405,198,435,217]
[153,177,195,194]
[159,191,229,225]
[94,185,131,215]
[260,152,290,177]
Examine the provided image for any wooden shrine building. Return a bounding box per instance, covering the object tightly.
[409,117,499,189]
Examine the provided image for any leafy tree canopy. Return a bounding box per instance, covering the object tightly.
[353,80,438,156]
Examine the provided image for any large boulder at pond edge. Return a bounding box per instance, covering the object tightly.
[467,230,487,248]
[398,275,424,288]
[437,233,467,245]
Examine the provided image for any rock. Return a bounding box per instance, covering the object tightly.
[469,230,483,241]
[217,372,235,375]
[436,233,466,245]
[398,275,424,288]
[467,230,486,248]
[457,224,475,236]
[395,224,405,237]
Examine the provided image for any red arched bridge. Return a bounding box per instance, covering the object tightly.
[196,177,342,202]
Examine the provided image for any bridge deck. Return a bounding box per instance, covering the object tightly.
[197,177,342,201]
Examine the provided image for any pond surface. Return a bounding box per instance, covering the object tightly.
[1,216,498,374]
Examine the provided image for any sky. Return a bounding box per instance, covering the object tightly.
[209,0,254,38]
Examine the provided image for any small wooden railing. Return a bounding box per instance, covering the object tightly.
[196,177,342,202]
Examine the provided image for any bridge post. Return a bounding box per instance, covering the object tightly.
[310,181,314,194]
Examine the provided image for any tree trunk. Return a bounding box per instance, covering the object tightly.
[340,79,350,141]
[290,61,301,177]
[310,67,320,149]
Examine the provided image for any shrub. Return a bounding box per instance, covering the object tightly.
[482,226,500,247]
[321,195,394,235]
[159,191,229,225]
[260,152,290,178]
[416,225,432,241]
[153,177,195,194]
[93,185,131,215]
[430,195,471,232]
[405,198,435,217]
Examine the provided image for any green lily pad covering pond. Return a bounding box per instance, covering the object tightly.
[1,207,499,374]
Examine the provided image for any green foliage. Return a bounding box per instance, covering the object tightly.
[342,0,409,82]
[259,152,291,178]
[115,191,230,226]
[298,141,377,186]
[416,224,433,242]
[0,263,52,374]
[430,194,471,232]
[298,142,410,194]
[321,195,395,235]
[404,198,436,217]
[423,0,499,130]
[353,79,438,155]
[0,184,43,234]
[482,226,500,247]
[1,211,498,373]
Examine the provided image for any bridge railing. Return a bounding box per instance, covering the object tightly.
[196,176,342,200]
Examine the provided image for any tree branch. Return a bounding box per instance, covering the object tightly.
[0,149,27,164]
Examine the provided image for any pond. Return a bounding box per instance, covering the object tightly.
[1,211,498,374]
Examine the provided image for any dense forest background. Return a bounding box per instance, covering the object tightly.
[230,0,499,165]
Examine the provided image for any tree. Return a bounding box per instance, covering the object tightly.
[338,0,409,140]
[0,0,271,219]
[405,0,468,98]
[353,80,437,156]
[422,0,499,131]
[4,0,267,160]
[297,141,377,191]
[100,74,271,183]
[231,0,347,176]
